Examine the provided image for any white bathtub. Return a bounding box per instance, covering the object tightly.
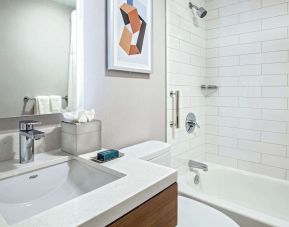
[178,162,289,227]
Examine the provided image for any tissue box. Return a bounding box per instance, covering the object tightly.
[61,121,101,155]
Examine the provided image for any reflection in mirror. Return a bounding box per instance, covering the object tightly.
[0,0,77,118]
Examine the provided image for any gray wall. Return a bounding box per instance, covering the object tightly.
[83,0,167,149]
[0,0,73,117]
[0,0,166,161]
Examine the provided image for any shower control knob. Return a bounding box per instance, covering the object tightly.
[186,113,200,134]
[187,120,200,128]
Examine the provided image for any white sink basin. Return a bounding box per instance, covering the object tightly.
[0,160,122,225]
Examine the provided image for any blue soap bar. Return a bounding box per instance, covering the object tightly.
[97,149,119,162]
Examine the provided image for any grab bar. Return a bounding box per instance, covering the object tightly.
[170,90,180,129]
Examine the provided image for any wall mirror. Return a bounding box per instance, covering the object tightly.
[0,0,83,118]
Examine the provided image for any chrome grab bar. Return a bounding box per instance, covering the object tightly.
[170,90,180,129]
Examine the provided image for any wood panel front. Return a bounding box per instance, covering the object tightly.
[107,183,178,227]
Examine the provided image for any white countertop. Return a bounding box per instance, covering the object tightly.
[0,150,177,227]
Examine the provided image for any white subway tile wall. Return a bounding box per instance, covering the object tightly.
[167,0,207,174]
[168,0,289,180]
[204,0,289,180]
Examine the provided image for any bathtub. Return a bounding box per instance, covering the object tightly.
[178,162,289,227]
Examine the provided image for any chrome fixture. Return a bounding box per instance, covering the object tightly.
[201,85,218,97]
[189,160,208,172]
[189,2,207,18]
[24,96,68,103]
[186,113,200,133]
[170,90,180,129]
[19,120,45,164]
[201,85,218,90]
[189,160,208,185]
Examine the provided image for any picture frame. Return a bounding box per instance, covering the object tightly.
[107,0,152,74]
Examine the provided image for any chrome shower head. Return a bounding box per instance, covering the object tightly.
[189,2,207,18]
[197,7,207,18]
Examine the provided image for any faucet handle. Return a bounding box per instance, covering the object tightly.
[19,120,42,131]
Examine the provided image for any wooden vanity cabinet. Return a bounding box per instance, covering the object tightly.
[107,183,178,227]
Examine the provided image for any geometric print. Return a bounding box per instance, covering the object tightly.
[119,0,147,55]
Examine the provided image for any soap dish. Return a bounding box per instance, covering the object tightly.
[90,152,125,163]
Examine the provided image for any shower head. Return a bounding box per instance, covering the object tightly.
[189,2,207,18]
[197,7,207,18]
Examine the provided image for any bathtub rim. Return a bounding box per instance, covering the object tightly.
[178,162,289,227]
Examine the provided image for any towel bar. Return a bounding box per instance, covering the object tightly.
[24,96,68,102]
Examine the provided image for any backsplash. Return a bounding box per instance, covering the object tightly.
[0,125,61,162]
[205,0,289,180]
[0,115,63,162]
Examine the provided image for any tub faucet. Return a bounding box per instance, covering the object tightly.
[19,120,45,164]
[189,160,208,185]
[189,160,208,172]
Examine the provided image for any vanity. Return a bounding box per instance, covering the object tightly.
[0,150,177,227]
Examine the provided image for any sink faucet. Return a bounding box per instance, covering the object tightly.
[189,160,208,172]
[19,120,45,164]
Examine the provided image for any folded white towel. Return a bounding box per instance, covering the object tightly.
[34,96,50,115]
[49,96,62,113]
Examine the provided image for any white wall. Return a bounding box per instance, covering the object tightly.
[167,0,207,174]
[83,0,167,149]
[205,0,289,180]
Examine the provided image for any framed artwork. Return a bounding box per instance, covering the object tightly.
[107,0,152,73]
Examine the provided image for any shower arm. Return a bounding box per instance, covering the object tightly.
[189,2,199,10]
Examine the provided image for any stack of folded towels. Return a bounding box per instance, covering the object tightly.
[34,96,63,115]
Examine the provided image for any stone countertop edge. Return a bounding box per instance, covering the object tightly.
[0,150,177,227]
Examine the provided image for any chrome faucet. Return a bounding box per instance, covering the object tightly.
[19,120,45,164]
[189,160,208,172]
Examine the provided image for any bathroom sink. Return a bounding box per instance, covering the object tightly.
[0,160,122,225]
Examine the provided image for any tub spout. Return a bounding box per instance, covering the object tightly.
[189,160,208,172]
